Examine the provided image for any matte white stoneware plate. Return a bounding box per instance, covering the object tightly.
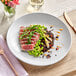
[7,13,71,66]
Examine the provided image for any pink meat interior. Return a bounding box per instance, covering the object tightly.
[19,26,40,51]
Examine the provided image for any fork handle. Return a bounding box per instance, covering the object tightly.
[64,14,76,33]
[3,53,18,76]
[63,12,76,34]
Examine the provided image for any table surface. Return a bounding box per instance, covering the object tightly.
[19,10,76,76]
[0,0,76,76]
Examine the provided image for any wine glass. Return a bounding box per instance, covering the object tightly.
[29,0,44,10]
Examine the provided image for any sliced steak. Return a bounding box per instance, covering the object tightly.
[20,40,36,44]
[21,44,35,51]
[19,26,40,51]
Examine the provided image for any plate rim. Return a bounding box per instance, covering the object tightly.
[6,13,72,66]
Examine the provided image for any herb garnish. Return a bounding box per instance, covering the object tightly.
[20,25,47,57]
[19,25,47,44]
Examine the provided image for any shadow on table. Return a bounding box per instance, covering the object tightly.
[0,14,15,38]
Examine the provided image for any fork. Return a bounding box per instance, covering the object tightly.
[0,46,18,76]
[63,11,76,34]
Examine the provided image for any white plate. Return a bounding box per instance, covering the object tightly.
[7,13,71,66]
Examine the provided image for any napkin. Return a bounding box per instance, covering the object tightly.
[0,35,28,76]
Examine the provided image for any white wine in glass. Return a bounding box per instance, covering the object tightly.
[29,0,44,10]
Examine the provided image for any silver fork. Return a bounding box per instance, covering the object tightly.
[0,46,18,76]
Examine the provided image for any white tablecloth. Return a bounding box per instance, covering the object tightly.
[0,0,76,17]
[15,0,76,18]
[0,0,76,35]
